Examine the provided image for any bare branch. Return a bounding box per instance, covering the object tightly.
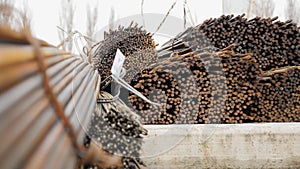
[252,0,275,18]
[185,1,195,26]
[141,0,145,27]
[247,0,253,18]
[58,0,75,52]
[86,1,99,43]
[285,0,300,24]
[183,0,187,29]
[0,0,31,32]
[154,0,177,34]
[109,7,115,31]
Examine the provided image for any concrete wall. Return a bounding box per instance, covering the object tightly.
[142,123,300,168]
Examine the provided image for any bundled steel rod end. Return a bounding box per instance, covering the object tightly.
[91,23,158,92]
[83,91,147,169]
[0,22,100,169]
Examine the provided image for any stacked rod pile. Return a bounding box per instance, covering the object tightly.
[0,26,100,169]
[129,65,183,124]
[83,91,147,169]
[251,66,300,122]
[92,22,157,90]
[129,50,261,124]
[160,14,300,71]
[129,15,300,124]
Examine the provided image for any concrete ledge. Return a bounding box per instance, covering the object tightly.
[141,123,300,168]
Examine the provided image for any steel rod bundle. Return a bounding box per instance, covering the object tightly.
[160,14,300,71]
[129,49,261,124]
[127,15,300,124]
[251,66,300,122]
[92,22,157,90]
[0,27,100,169]
[83,91,147,169]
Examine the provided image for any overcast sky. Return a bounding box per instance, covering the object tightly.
[15,0,289,46]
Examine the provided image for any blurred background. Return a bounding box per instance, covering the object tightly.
[1,0,299,51]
